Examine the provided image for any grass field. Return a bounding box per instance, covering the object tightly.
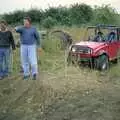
[0,27,120,120]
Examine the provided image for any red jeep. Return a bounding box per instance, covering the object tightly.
[67,25,120,70]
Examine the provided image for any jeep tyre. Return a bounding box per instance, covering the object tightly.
[94,55,109,71]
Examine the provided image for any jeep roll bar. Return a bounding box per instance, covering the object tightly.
[87,25,120,30]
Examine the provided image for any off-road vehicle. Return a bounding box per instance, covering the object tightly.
[68,25,120,70]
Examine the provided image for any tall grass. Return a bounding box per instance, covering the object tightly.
[12,26,120,78]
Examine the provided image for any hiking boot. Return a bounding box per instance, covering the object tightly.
[32,74,37,80]
[23,75,30,80]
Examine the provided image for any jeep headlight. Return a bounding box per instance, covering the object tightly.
[71,47,76,52]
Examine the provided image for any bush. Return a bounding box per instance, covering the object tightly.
[26,9,43,23]
[42,36,61,53]
[44,7,71,26]
[69,3,93,25]
[2,4,119,26]
[93,5,118,25]
[3,10,25,24]
[42,16,57,29]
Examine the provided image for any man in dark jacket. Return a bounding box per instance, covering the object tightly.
[0,20,16,79]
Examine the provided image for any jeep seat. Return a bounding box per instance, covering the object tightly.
[107,32,116,42]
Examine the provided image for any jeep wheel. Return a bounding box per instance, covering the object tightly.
[94,55,109,71]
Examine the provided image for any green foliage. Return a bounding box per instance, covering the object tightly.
[69,3,93,25]
[93,5,118,25]
[26,9,43,23]
[44,7,71,26]
[42,16,57,29]
[2,4,120,26]
[42,35,61,53]
[3,10,25,24]
[0,15,3,20]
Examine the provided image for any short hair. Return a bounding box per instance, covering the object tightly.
[98,31,103,35]
[0,20,8,26]
[24,16,32,23]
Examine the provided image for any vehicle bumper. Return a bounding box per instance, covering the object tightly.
[68,52,93,63]
[79,57,92,62]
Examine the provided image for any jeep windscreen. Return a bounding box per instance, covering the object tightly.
[85,27,117,42]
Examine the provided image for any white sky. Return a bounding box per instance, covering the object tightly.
[0,0,120,14]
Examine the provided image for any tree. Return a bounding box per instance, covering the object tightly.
[93,5,118,25]
[42,16,57,29]
[69,3,93,25]
[26,9,43,23]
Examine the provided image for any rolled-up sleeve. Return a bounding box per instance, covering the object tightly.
[15,26,23,33]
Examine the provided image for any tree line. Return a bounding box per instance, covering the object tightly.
[2,4,120,28]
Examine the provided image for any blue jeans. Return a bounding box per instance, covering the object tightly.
[0,48,10,77]
[20,45,38,76]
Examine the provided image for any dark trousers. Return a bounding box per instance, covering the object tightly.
[0,48,10,77]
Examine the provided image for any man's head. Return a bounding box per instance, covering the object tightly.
[98,31,103,36]
[23,17,31,28]
[0,20,7,31]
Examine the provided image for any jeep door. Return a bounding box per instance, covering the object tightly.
[117,29,120,58]
[107,32,119,60]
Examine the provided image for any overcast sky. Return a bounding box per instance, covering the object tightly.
[0,0,120,14]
